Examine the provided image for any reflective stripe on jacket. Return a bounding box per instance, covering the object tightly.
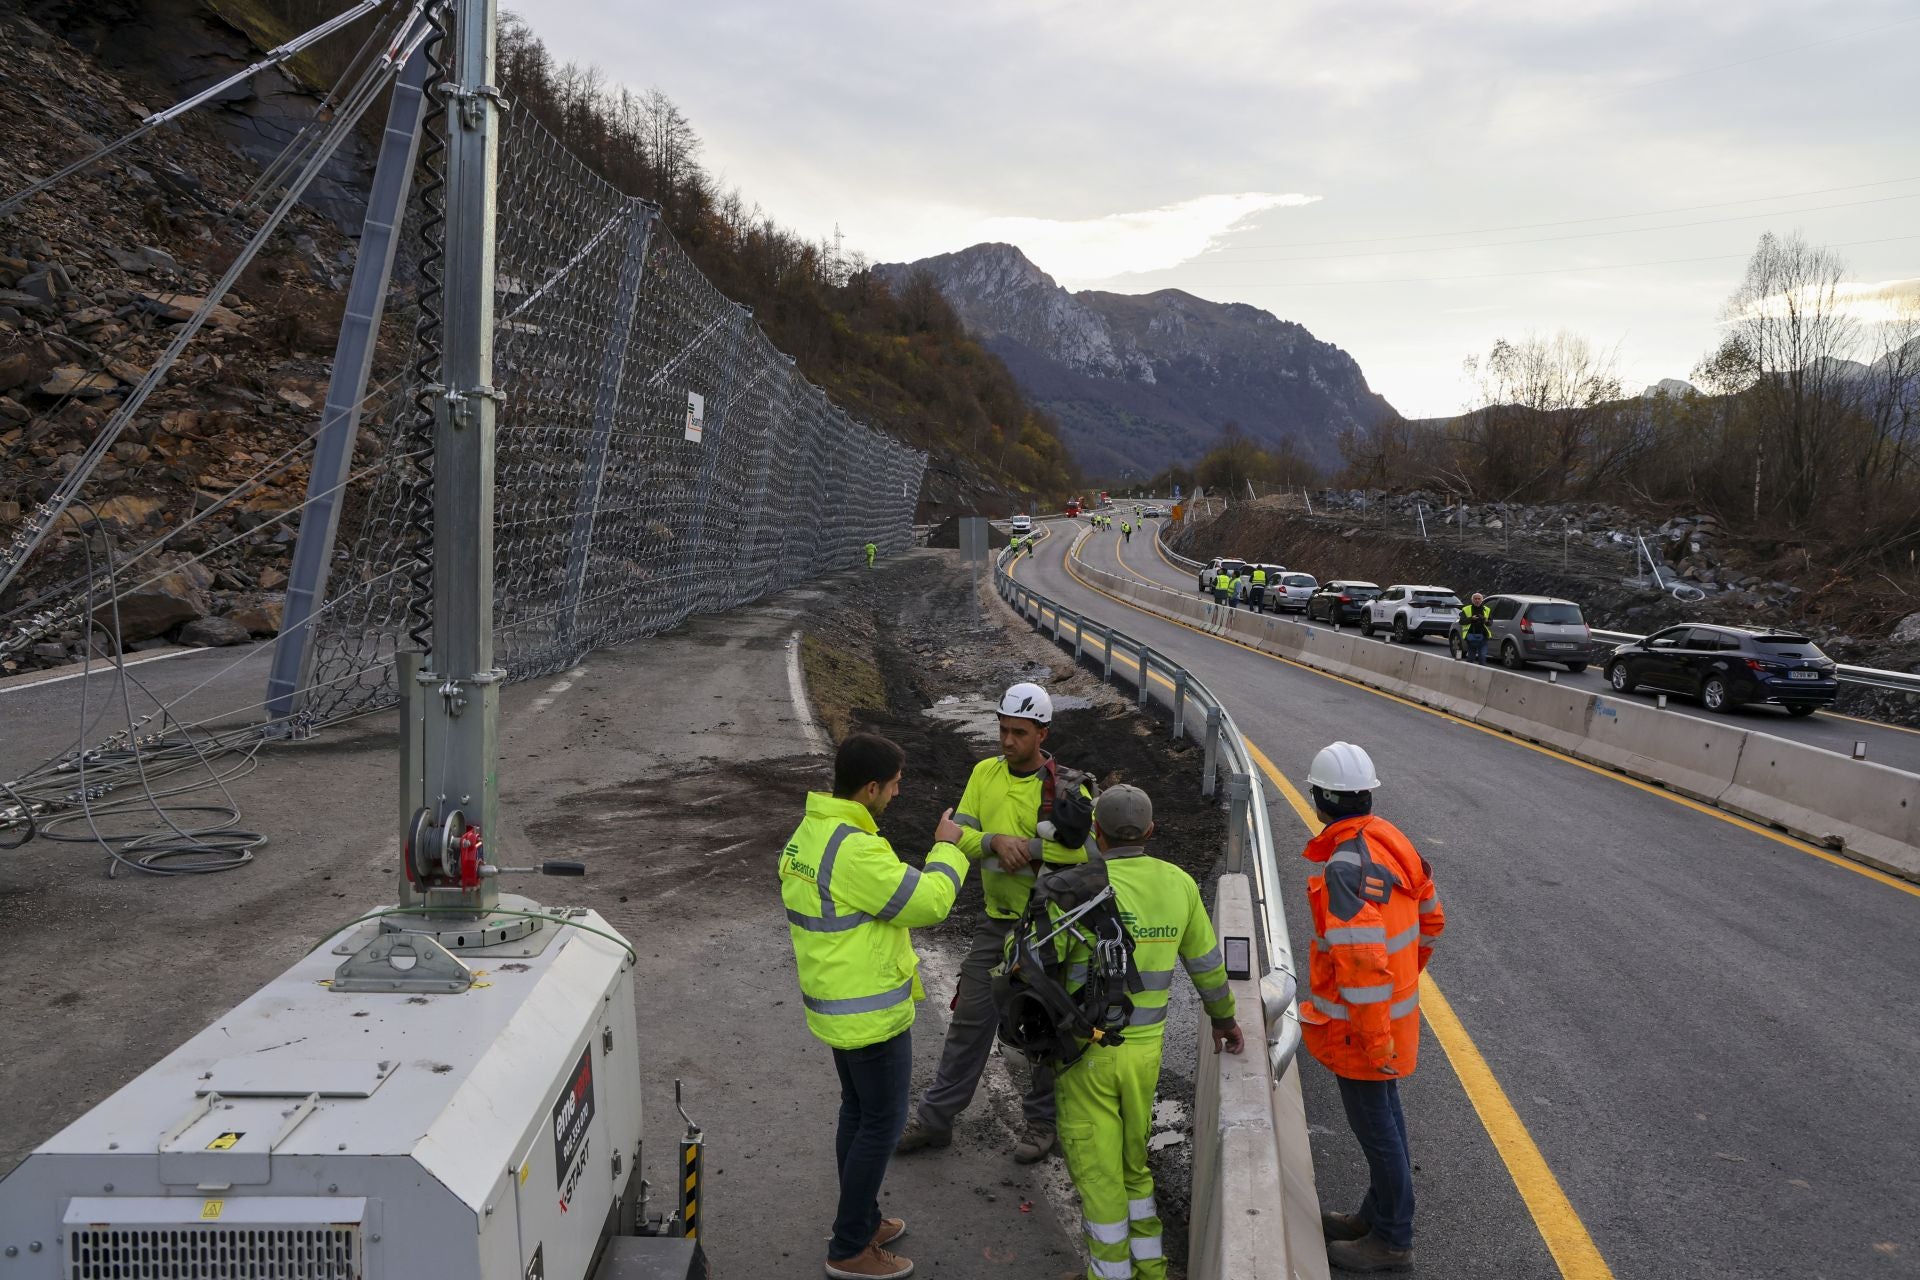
[952,757,1091,920]
[1058,847,1236,1043]
[780,792,969,1050]
[1214,573,1231,592]
[1460,603,1493,637]
[1252,569,1267,585]
[1301,815,1444,1080]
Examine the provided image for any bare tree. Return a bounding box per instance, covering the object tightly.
[1461,331,1622,500]
[1712,232,1860,520]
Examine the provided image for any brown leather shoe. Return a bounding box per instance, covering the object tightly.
[824,1242,914,1278]
[872,1218,906,1248]
[1321,1210,1371,1242]
[1327,1234,1414,1273]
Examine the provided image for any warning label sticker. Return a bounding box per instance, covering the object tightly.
[205,1132,244,1151]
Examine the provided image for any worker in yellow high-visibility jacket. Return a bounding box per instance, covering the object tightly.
[781,733,969,1280]
[1054,785,1243,1280]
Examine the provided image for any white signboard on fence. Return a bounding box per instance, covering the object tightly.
[684,391,705,443]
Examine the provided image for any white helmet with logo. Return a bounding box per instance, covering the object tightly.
[998,681,1053,725]
[1306,741,1380,793]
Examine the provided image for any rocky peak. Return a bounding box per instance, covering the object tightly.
[875,242,1398,477]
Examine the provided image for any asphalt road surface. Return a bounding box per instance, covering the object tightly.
[1017,521,1920,1280]
[1115,519,1920,776]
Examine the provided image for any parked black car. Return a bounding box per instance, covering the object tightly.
[1604,624,1839,715]
[1305,580,1382,625]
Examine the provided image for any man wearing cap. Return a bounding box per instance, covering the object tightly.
[897,681,1093,1163]
[1300,742,1444,1274]
[1055,785,1243,1280]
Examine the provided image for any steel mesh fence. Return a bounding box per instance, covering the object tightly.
[300,105,924,725]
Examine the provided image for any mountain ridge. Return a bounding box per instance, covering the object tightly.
[875,242,1399,479]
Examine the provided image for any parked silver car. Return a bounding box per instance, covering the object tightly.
[1270,571,1318,613]
[1450,594,1599,671]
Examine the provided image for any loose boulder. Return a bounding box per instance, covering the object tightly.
[178,615,252,647]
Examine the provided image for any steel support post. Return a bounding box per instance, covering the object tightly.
[1072,613,1084,663]
[1172,668,1189,739]
[264,46,431,727]
[1137,645,1152,709]
[1202,706,1221,798]
[419,0,503,905]
[1225,771,1251,873]
[555,202,657,660]
[1102,627,1114,681]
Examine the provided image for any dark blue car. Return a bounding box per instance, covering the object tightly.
[1604,624,1839,716]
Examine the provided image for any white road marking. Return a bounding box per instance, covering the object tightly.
[0,645,201,695]
[530,670,582,713]
[786,629,829,755]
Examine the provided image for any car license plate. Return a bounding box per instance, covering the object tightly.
[1547,642,1574,650]
[1789,670,1820,681]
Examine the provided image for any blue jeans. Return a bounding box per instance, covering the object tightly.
[1464,634,1488,664]
[829,1030,913,1260]
[1336,1076,1415,1249]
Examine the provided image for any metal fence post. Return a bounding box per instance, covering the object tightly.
[1202,706,1221,798]
[1072,613,1085,662]
[1172,668,1189,739]
[1137,645,1152,709]
[1102,626,1115,682]
[263,44,430,726]
[1225,771,1251,873]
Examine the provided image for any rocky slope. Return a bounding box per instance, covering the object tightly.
[875,243,1398,478]
[0,4,378,672]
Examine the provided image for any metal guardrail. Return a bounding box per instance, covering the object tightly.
[993,536,1302,1082]
[1156,525,1920,697]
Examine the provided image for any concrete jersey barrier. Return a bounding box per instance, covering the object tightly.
[1064,539,1920,884]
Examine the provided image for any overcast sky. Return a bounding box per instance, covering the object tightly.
[527,0,1917,418]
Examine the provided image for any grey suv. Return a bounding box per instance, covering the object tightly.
[1450,594,1598,671]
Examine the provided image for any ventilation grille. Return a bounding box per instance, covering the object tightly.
[68,1227,361,1280]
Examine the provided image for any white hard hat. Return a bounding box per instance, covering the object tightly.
[1306,742,1380,793]
[998,681,1053,724]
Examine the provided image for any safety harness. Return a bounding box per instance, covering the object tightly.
[992,856,1142,1069]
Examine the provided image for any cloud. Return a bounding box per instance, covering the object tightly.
[975,193,1320,283]
[1735,278,1920,324]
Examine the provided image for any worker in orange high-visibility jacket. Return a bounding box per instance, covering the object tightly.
[1299,741,1444,1275]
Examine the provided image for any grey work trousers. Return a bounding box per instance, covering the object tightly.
[915,912,1056,1133]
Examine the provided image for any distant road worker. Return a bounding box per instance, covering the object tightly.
[897,683,1093,1164]
[1458,593,1493,664]
[1213,566,1232,607]
[781,733,970,1279]
[1122,521,1133,543]
[866,541,878,569]
[1250,564,1268,612]
[1300,742,1444,1274]
[1052,785,1242,1280]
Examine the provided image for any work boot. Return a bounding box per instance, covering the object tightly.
[824,1243,914,1279]
[894,1115,950,1154]
[1326,1234,1414,1273]
[1012,1124,1056,1164]
[872,1218,907,1248]
[1321,1210,1371,1242]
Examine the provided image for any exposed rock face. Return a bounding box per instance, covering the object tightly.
[875,243,1398,477]
[178,614,251,646]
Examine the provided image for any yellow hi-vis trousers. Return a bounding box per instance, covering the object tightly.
[1056,1036,1165,1280]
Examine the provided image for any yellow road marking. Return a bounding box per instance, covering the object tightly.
[1083,537,1920,899]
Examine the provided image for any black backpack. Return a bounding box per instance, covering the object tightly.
[991,858,1142,1069]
